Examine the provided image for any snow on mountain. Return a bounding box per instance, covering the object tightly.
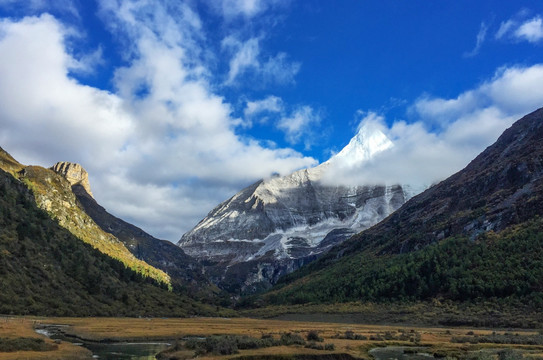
[178,122,420,292]
[325,120,393,168]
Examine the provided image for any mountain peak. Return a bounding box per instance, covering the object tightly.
[51,161,94,198]
[327,121,393,168]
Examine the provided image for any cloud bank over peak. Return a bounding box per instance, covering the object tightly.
[1,2,542,242]
[0,3,316,240]
[322,64,543,189]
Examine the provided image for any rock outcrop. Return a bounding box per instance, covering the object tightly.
[51,161,93,198]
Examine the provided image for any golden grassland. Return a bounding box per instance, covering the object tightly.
[0,317,91,360]
[1,316,543,359]
[32,316,501,340]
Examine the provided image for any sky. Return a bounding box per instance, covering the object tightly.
[0,0,543,241]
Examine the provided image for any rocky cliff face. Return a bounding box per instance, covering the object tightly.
[51,161,93,198]
[179,123,419,293]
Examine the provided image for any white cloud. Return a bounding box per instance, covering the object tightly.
[496,19,515,40]
[322,64,543,189]
[69,45,104,75]
[243,96,321,144]
[277,105,321,147]
[223,36,261,84]
[261,52,300,84]
[0,0,80,18]
[244,95,283,118]
[483,65,543,113]
[222,35,300,85]
[0,7,316,240]
[222,0,263,18]
[496,14,543,43]
[0,14,132,165]
[515,16,543,43]
[464,22,488,57]
[213,0,284,19]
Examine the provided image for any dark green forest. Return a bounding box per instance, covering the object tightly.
[0,169,222,317]
[259,217,543,307]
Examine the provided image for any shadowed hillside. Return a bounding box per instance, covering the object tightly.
[72,184,222,302]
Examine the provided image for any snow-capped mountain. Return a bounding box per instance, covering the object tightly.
[178,122,419,293]
[325,120,393,168]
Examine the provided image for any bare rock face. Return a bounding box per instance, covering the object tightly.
[51,161,93,198]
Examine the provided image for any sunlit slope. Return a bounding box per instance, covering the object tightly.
[0,167,224,316]
[0,148,171,288]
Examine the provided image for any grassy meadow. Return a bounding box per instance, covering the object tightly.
[1,316,543,359]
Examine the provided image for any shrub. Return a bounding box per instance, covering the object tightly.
[0,337,57,352]
[184,336,238,355]
[181,334,282,357]
[337,330,367,340]
[306,330,323,342]
[451,333,543,346]
[498,349,524,360]
[204,336,239,355]
[305,342,324,350]
[280,332,305,346]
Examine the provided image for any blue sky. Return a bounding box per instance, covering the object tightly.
[1,0,543,240]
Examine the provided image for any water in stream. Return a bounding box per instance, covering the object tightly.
[35,325,170,359]
[83,342,170,360]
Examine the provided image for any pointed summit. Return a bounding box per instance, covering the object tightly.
[328,120,393,168]
[179,116,411,293]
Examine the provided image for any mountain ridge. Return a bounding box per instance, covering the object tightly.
[179,122,415,293]
[254,107,543,306]
[0,148,174,288]
[0,166,225,316]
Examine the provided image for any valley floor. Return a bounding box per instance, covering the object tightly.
[1,315,543,359]
[240,301,543,329]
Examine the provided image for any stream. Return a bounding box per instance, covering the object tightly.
[35,324,171,359]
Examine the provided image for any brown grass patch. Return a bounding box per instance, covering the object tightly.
[2,316,542,359]
[0,317,91,359]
